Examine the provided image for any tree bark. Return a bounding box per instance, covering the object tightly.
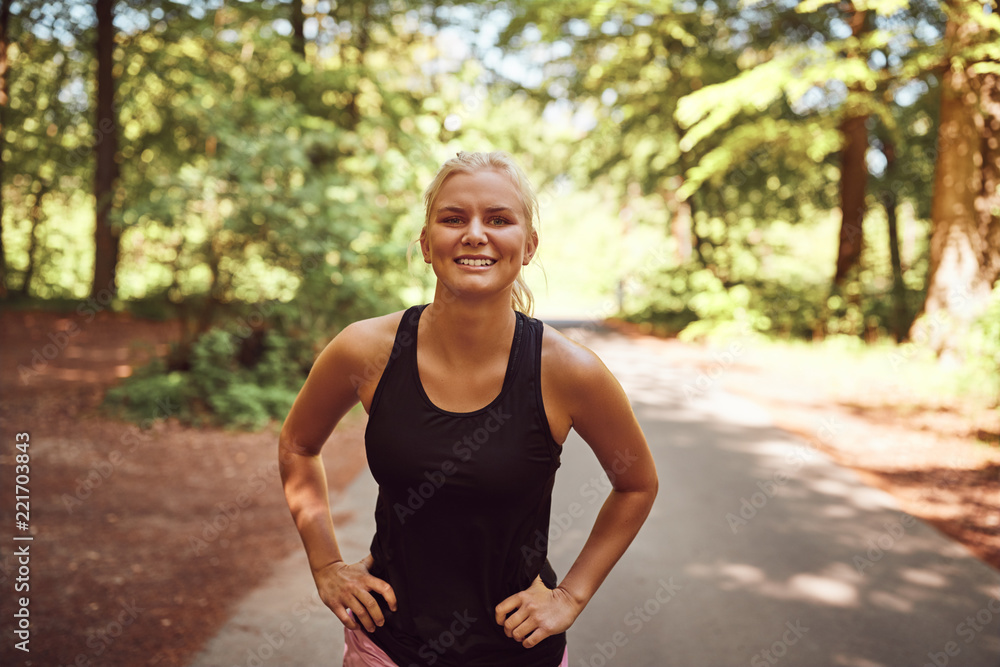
[912,5,1000,356]
[0,0,11,298]
[291,0,305,58]
[977,71,1000,285]
[834,113,869,285]
[880,141,908,342]
[832,5,869,286]
[93,0,120,299]
[660,183,692,263]
[20,184,49,297]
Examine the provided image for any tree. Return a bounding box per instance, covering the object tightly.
[913,0,1000,356]
[833,3,871,286]
[1,1,94,298]
[93,0,119,298]
[0,0,11,299]
[496,0,960,339]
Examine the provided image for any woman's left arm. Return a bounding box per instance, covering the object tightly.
[496,341,659,648]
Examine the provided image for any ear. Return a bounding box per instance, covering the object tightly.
[523,230,538,266]
[419,228,431,263]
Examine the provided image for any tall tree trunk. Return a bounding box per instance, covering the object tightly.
[977,71,1000,285]
[660,183,692,263]
[880,141,907,342]
[93,0,120,299]
[20,184,49,297]
[0,0,11,299]
[834,113,869,284]
[291,0,305,58]
[832,5,869,286]
[911,4,1000,356]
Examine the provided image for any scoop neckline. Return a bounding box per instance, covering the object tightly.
[411,305,524,417]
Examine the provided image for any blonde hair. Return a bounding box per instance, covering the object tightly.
[421,151,539,315]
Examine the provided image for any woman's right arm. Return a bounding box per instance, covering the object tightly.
[278,321,397,632]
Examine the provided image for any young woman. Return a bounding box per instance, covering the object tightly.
[279,151,658,667]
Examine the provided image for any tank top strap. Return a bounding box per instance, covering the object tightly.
[368,304,426,416]
[516,312,561,458]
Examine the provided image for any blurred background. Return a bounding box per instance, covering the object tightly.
[0,1,998,665]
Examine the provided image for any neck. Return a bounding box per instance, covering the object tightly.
[422,285,517,364]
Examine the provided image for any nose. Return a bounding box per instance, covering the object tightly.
[462,217,488,246]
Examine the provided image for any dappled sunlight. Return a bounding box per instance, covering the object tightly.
[552,325,1000,665]
[900,568,950,589]
[787,573,859,608]
[51,367,102,383]
[63,346,131,362]
[820,503,859,519]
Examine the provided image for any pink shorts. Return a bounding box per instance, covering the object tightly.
[343,627,569,666]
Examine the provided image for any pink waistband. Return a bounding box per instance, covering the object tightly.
[343,627,569,666]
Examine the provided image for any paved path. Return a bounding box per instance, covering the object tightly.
[192,327,1000,667]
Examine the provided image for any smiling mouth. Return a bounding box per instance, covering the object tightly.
[456,258,496,266]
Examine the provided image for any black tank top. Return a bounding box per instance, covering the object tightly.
[363,304,567,667]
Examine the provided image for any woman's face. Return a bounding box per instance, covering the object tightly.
[420,169,537,302]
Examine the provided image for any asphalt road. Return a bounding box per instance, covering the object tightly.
[192,326,1000,667]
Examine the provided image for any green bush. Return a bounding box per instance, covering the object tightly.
[104,361,200,424]
[103,325,305,430]
[960,283,1000,409]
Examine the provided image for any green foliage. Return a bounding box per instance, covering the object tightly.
[104,325,305,430]
[619,202,931,342]
[496,0,956,344]
[104,363,198,425]
[960,283,1000,406]
[6,0,995,421]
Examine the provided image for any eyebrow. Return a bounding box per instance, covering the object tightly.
[435,205,517,215]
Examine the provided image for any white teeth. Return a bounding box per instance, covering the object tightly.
[457,258,495,266]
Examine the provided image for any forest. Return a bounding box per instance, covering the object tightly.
[2,0,998,427]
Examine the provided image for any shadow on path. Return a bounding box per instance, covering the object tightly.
[192,327,1000,667]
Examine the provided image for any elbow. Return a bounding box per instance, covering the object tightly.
[277,428,318,479]
[278,420,317,458]
[643,474,659,514]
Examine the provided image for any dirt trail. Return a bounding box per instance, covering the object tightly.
[0,310,366,667]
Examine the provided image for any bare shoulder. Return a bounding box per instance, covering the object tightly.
[540,324,612,387]
[324,310,407,376]
[281,310,409,451]
[539,324,628,442]
[336,311,405,353]
[324,310,411,411]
